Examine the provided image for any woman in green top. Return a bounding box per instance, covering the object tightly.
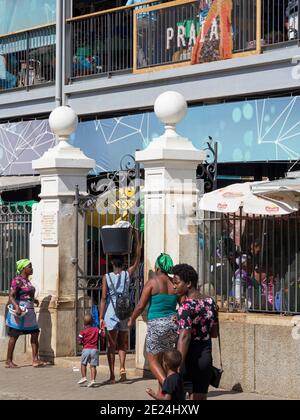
[128,254,178,388]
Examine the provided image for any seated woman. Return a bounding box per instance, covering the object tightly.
[252,266,277,311]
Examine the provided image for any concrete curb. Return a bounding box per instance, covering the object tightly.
[53,356,153,380]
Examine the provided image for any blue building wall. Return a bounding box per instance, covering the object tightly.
[1,95,300,175]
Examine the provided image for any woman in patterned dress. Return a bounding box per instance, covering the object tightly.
[6,259,45,368]
[173,264,219,401]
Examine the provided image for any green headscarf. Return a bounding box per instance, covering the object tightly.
[155,254,174,275]
[16,259,31,275]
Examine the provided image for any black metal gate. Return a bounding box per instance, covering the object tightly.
[198,210,300,315]
[0,203,32,293]
[74,157,143,355]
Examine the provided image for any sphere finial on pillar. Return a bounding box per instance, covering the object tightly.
[154,91,187,133]
[49,106,78,142]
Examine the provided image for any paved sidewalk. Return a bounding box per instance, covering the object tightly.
[0,361,289,400]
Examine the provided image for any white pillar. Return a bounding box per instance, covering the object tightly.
[30,106,95,359]
[135,91,205,370]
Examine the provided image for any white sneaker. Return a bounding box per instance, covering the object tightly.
[87,380,96,388]
[78,377,87,385]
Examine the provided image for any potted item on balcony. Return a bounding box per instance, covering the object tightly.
[100,221,133,255]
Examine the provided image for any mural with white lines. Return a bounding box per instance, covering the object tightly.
[0,120,55,175]
[1,96,300,176]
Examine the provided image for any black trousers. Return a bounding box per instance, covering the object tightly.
[183,340,213,394]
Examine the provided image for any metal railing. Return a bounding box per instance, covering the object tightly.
[0,24,56,92]
[0,203,32,293]
[68,0,261,77]
[68,1,162,79]
[70,7,133,78]
[199,210,300,315]
[262,0,299,47]
[1,1,299,88]
[232,0,258,53]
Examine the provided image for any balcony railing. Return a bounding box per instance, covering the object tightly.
[68,0,298,78]
[68,1,162,79]
[0,1,298,91]
[0,24,56,92]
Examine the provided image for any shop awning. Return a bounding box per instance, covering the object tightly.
[1,35,56,54]
[0,176,41,192]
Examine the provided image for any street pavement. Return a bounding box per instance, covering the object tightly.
[0,361,289,400]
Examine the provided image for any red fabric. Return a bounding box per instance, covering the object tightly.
[78,327,99,349]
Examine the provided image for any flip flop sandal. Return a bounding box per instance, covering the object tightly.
[119,369,127,382]
[32,361,47,368]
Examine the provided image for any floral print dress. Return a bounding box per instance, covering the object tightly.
[177,297,218,342]
[177,296,219,394]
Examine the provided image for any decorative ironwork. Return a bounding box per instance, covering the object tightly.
[88,154,139,198]
[197,136,218,193]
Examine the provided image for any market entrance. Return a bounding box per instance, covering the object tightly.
[74,156,144,355]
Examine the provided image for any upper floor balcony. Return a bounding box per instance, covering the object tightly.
[0,0,298,94]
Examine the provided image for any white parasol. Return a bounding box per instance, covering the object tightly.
[199,182,299,215]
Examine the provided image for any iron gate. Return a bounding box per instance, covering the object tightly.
[198,210,300,315]
[0,203,32,293]
[74,157,143,355]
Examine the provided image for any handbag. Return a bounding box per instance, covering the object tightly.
[210,327,224,389]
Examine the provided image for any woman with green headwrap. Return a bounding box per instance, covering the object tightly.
[128,253,178,393]
[6,259,44,368]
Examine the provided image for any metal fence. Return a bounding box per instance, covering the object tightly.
[0,204,32,293]
[1,1,298,86]
[0,25,56,91]
[74,160,143,354]
[69,0,261,75]
[69,6,134,78]
[199,210,300,315]
[135,0,197,69]
[262,0,299,46]
[232,0,258,53]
